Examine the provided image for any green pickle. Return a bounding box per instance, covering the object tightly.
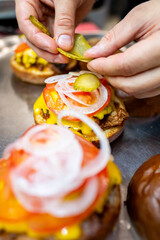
[29,15,51,36]
[29,16,92,62]
[74,73,100,92]
[57,34,92,62]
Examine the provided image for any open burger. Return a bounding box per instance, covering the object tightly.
[33,71,128,145]
[0,111,121,240]
[10,42,77,85]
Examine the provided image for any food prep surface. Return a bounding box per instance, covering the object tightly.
[0,35,160,240]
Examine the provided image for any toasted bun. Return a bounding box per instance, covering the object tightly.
[0,185,120,240]
[127,154,160,240]
[10,56,55,85]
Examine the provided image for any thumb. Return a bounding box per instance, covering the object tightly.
[54,0,77,51]
[85,5,143,59]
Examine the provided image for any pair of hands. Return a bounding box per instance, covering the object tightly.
[15,0,160,98]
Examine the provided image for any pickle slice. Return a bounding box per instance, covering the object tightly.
[57,34,92,62]
[29,15,51,36]
[74,73,100,92]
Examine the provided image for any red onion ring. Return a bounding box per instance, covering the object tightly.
[58,85,108,115]
[46,177,99,217]
[58,110,111,178]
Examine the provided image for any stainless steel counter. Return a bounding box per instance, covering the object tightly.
[0,35,160,240]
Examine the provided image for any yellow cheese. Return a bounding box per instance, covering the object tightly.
[15,48,48,68]
[15,52,23,64]
[107,160,122,186]
[0,220,81,239]
[0,222,27,233]
[55,225,81,240]
[96,161,122,213]
[22,49,37,68]
[37,57,48,65]
[94,104,112,120]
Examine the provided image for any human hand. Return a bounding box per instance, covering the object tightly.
[85,1,160,98]
[15,0,94,63]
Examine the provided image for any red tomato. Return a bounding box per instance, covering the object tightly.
[43,86,65,114]
[14,42,30,53]
[43,82,111,121]
[0,159,32,222]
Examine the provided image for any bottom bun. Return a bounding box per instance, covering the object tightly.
[0,185,120,240]
[10,56,55,85]
[84,125,124,147]
[127,154,160,240]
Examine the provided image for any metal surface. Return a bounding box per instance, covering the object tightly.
[0,35,160,240]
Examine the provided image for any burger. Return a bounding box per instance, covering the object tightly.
[33,71,129,145]
[127,154,160,240]
[10,42,77,85]
[0,111,121,240]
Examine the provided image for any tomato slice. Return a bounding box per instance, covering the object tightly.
[0,159,32,222]
[14,42,30,53]
[43,85,65,114]
[88,84,111,117]
[43,82,111,121]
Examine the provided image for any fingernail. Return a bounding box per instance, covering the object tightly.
[58,35,72,51]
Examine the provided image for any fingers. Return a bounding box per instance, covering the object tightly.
[85,3,146,59]
[26,39,69,63]
[54,0,77,51]
[135,87,160,99]
[15,0,58,55]
[87,31,160,77]
[105,67,160,97]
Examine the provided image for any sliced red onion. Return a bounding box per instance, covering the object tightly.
[68,72,80,77]
[11,150,83,198]
[19,125,76,157]
[45,74,69,84]
[58,85,108,115]
[10,125,83,197]
[46,177,98,217]
[58,110,111,178]
[55,78,80,93]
